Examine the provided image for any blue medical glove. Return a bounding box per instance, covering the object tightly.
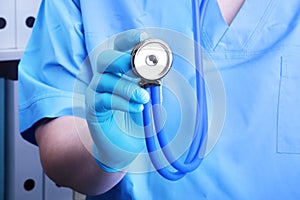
[85,30,150,172]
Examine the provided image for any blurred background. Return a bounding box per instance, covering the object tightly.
[0,1,85,199]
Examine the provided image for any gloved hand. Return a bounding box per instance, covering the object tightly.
[85,30,150,172]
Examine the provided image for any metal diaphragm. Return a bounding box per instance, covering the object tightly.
[131,39,173,87]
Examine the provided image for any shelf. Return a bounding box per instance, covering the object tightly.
[0,49,24,61]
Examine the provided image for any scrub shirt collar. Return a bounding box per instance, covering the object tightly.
[202,0,275,51]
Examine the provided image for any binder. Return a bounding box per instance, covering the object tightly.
[0,0,16,50]
[5,80,44,200]
[16,0,40,49]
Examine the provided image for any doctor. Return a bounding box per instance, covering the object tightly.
[18,0,300,199]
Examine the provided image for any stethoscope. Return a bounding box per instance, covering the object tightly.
[131,0,209,181]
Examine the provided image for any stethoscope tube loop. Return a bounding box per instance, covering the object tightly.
[143,87,185,180]
[151,86,203,172]
[134,0,209,181]
[143,85,206,180]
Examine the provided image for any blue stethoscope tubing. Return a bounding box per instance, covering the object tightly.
[143,0,209,181]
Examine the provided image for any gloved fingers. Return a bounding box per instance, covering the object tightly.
[114,29,148,52]
[95,73,149,104]
[94,92,145,113]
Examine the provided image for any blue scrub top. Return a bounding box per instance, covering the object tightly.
[19,0,300,199]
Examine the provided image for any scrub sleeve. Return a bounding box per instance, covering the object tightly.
[18,0,88,145]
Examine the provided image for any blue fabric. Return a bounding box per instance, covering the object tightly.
[18,0,300,199]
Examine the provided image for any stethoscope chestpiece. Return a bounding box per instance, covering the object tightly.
[131,39,173,88]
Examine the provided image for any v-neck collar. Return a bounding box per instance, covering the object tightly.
[202,0,275,51]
